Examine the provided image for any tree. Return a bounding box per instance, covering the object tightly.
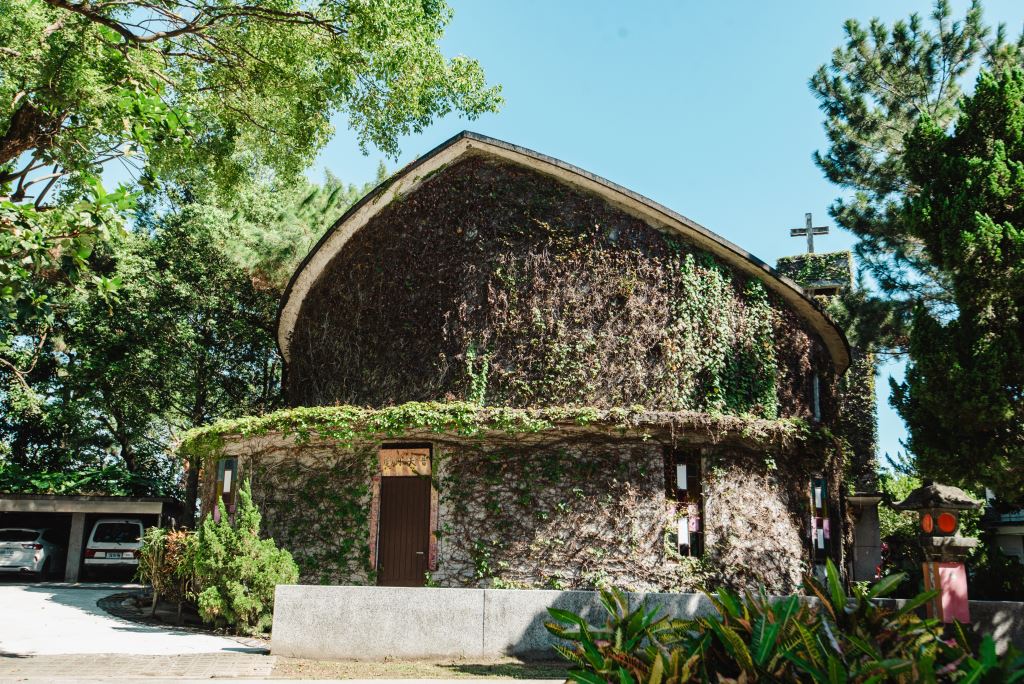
[891,68,1024,500]
[0,169,373,511]
[222,165,387,294]
[0,0,501,369]
[810,0,1021,352]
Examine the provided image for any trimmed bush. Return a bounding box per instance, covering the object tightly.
[192,480,299,634]
[135,479,298,635]
[546,559,1024,683]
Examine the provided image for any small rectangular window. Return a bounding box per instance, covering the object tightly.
[812,373,822,422]
[810,476,830,561]
[665,449,704,557]
[216,458,238,512]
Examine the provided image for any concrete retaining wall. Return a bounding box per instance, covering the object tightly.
[270,584,1024,661]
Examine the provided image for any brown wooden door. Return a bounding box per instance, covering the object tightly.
[376,476,431,587]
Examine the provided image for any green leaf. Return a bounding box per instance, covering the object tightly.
[895,590,939,618]
[548,607,589,629]
[567,671,607,684]
[826,655,847,684]
[867,572,906,599]
[715,587,743,619]
[751,616,780,666]
[825,559,846,612]
[707,619,754,673]
[646,652,663,684]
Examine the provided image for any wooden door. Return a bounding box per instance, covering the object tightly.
[376,476,431,587]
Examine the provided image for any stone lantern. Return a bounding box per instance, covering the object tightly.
[894,481,983,624]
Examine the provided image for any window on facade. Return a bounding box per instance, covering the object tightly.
[812,373,822,422]
[810,476,830,562]
[216,457,238,512]
[664,449,704,557]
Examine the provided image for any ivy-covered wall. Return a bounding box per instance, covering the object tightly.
[775,251,855,289]
[288,156,835,420]
[774,250,878,492]
[194,404,839,593]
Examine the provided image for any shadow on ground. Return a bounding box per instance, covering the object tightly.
[445,660,569,679]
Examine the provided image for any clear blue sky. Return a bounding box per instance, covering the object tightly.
[312,0,1024,465]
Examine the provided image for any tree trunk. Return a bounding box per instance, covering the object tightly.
[182,457,200,528]
[0,102,63,167]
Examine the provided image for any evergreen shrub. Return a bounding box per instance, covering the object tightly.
[135,479,298,634]
[546,559,1024,683]
[191,480,299,634]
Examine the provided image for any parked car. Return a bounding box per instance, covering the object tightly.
[0,528,66,578]
[83,518,145,576]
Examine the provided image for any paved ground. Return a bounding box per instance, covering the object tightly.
[0,583,274,680]
[0,584,564,681]
[0,653,274,680]
[0,584,261,656]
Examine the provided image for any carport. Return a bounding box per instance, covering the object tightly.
[0,494,184,581]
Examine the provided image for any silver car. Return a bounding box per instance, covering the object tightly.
[0,528,66,578]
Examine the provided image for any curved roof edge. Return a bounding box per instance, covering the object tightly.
[276,131,851,374]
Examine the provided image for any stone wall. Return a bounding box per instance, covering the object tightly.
[217,435,378,586]
[288,156,836,420]
[210,426,823,593]
[703,450,808,593]
[430,438,700,592]
[271,585,1024,661]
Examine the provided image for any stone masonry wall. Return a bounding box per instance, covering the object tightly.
[429,439,702,592]
[210,430,815,592]
[702,450,809,593]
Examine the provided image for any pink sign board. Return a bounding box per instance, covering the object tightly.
[925,562,970,624]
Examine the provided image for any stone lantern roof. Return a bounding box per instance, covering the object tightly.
[893,481,983,511]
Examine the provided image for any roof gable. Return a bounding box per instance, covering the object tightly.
[277,131,850,373]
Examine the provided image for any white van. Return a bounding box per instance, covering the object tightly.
[83,518,144,570]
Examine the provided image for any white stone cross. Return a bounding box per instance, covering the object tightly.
[790,213,830,254]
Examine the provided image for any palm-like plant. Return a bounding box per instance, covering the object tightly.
[546,559,1024,683]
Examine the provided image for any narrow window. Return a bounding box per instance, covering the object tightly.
[810,476,829,562]
[216,458,238,513]
[665,449,704,557]
[812,373,821,422]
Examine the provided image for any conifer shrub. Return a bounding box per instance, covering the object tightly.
[136,479,298,635]
[546,559,1024,683]
[191,480,299,634]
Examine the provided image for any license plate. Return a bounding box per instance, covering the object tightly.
[105,552,122,559]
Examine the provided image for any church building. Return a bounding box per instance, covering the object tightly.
[187,132,878,592]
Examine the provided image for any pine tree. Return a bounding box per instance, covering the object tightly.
[892,68,1024,500]
[811,0,1023,350]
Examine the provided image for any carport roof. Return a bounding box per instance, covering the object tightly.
[0,494,184,515]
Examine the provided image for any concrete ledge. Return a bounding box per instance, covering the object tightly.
[271,585,484,660]
[271,585,1024,661]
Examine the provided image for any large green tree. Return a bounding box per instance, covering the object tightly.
[811,0,1021,352]
[0,170,374,513]
[0,0,501,381]
[891,68,1024,500]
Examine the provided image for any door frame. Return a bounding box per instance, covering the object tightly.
[368,443,439,581]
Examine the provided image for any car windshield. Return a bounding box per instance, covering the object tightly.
[0,529,38,542]
[93,523,141,544]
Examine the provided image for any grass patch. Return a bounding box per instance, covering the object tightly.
[271,656,568,679]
